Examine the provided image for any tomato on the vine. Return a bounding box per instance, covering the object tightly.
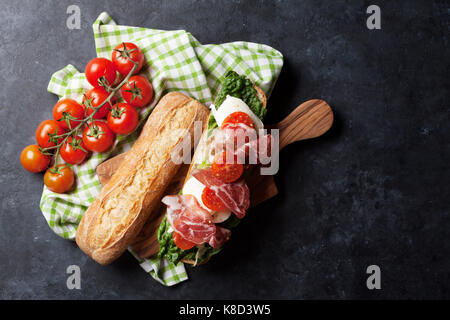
[112,42,145,75]
[52,98,85,130]
[121,75,153,108]
[60,136,89,165]
[113,71,126,86]
[36,119,66,148]
[82,121,115,153]
[20,145,51,173]
[82,87,113,119]
[107,103,139,135]
[211,151,244,183]
[85,57,117,89]
[172,232,195,250]
[44,164,75,193]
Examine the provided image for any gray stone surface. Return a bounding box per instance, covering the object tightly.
[0,0,448,299]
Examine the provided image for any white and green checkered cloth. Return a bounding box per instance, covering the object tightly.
[40,12,283,286]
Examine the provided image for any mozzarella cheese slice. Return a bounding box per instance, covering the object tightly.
[182,177,211,212]
[182,177,232,223]
[212,211,231,224]
[211,95,264,130]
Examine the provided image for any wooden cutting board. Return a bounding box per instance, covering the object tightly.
[96,99,333,258]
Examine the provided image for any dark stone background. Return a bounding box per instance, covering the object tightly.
[0,0,448,299]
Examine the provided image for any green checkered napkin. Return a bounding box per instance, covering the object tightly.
[40,12,283,286]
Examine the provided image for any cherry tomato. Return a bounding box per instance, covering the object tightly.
[173,232,195,250]
[121,75,153,108]
[20,145,51,173]
[82,121,115,153]
[107,103,139,135]
[220,112,257,151]
[211,151,244,183]
[201,187,227,211]
[221,111,254,130]
[60,136,89,165]
[112,42,145,75]
[85,57,117,89]
[82,87,113,119]
[52,98,85,130]
[36,120,66,148]
[44,164,75,193]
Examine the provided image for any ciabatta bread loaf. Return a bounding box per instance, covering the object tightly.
[76,92,209,265]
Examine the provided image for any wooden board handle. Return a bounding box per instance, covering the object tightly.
[270,99,334,150]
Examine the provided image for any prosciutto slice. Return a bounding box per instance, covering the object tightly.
[235,133,273,165]
[209,225,232,249]
[213,123,257,157]
[192,168,250,219]
[212,124,273,165]
[162,195,231,248]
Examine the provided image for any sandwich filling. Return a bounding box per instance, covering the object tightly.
[157,71,270,265]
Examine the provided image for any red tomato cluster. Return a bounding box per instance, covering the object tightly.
[20,43,154,194]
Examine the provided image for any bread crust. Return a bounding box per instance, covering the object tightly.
[254,85,267,108]
[75,92,209,265]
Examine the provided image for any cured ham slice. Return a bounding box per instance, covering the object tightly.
[192,168,250,219]
[212,124,258,161]
[235,133,273,165]
[210,226,232,249]
[213,123,257,155]
[211,124,272,165]
[162,195,231,248]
